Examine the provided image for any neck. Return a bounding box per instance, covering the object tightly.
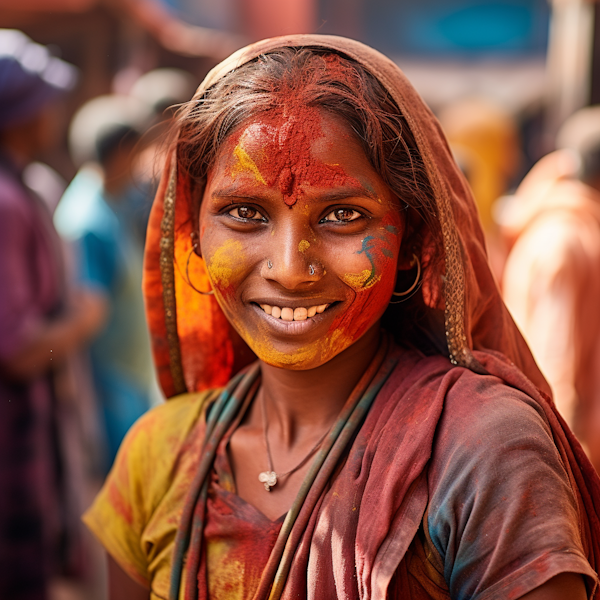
[257,324,382,446]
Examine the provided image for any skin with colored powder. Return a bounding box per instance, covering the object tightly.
[199,108,403,372]
[298,240,310,253]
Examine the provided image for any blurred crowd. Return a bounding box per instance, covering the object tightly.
[2,19,600,600]
[0,29,196,600]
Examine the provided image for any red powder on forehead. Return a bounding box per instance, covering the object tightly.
[235,60,361,206]
[258,104,360,206]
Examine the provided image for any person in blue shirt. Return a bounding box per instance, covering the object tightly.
[55,95,162,470]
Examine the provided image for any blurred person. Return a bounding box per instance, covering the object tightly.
[0,30,107,599]
[54,95,162,472]
[130,67,197,119]
[128,67,198,238]
[502,106,600,473]
[438,97,522,281]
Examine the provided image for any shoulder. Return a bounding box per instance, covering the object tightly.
[82,388,219,585]
[429,368,562,495]
[114,389,217,493]
[86,389,218,524]
[424,370,594,595]
[507,208,600,279]
[386,355,556,468]
[438,368,552,446]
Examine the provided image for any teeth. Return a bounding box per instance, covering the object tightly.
[294,307,308,321]
[259,303,330,321]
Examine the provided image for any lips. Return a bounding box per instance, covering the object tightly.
[259,303,329,321]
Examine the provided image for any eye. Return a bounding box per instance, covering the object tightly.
[228,205,265,221]
[321,208,363,223]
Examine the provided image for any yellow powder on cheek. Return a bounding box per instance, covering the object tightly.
[231,144,266,185]
[207,239,246,288]
[298,239,310,253]
[342,269,382,290]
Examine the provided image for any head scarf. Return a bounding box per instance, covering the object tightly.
[143,34,548,400]
[0,29,77,131]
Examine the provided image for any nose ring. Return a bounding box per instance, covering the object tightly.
[309,264,315,276]
[267,260,273,269]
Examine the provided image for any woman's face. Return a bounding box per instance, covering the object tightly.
[199,106,404,370]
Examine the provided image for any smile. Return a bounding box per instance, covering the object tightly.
[259,303,330,321]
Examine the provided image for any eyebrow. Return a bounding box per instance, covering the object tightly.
[211,184,379,203]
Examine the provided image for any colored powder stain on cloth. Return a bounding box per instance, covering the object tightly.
[208,239,246,290]
[298,239,310,253]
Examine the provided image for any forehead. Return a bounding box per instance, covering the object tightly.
[208,105,390,205]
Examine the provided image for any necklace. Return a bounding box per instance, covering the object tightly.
[258,391,330,492]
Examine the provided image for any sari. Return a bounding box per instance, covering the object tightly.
[84,35,600,599]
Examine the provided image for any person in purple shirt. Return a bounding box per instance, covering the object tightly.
[0,30,106,599]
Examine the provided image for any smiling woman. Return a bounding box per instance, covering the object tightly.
[200,109,402,369]
[83,36,600,600]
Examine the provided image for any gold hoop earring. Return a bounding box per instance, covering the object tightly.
[390,253,421,302]
[185,244,214,295]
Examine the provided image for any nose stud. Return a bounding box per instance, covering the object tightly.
[309,264,315,276]
[267,260,273,269]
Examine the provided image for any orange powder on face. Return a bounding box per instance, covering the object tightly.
[342,270,381,290]
[327,211,403,350]
[207,239,246,292]
[298,239,310,253]
[232,144,267,185]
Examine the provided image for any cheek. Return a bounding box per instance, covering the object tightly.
[341,212,403,293]
[205,238,248,300]
[329,212,403,341]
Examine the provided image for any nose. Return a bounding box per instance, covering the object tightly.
[261,225,322,289]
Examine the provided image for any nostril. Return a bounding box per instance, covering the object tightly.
[307,261,324,279]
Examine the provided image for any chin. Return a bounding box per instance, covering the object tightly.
[249,335,354,371]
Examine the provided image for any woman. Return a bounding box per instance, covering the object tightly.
[84,35,600,600]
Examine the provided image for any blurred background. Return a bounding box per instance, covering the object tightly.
[2,0,600,599]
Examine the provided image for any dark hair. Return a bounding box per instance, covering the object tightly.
[578,138,600,186]
[96,124,140,166]
[174,46,446,354]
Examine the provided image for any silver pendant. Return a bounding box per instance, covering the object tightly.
[258,470,277,492]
